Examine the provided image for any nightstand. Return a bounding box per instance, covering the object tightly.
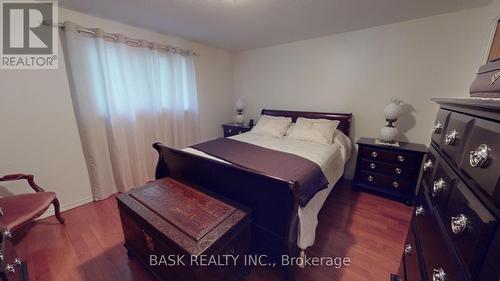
[353,137,427,205]
[222,123,251,137]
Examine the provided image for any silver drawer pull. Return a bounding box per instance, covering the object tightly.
[228,129,232,133]
[5,264,15,274]
[404,244,412,255]
[371,151,378,158]
[433,268,446,281]
[451,214,468,235]
[433,122,443,134]
[444,129,458,145]
[395,168,402,174]
[469,144,490,168]
[423,159,433,172]
[369,163,376,169]
[367,176,374,182]
[432,178,446,197]
[397,155,405,162]
[14,258,22,266]
[492,71,500,84]
[415,205,425,216]
[392,181,400,188]
[3,229,12,239]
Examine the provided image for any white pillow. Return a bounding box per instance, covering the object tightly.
[287,117,340,145]
[251,115,292,137]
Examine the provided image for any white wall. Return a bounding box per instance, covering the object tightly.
[0,8,235,214]
[1,1,498,213]
[234,2,500,178]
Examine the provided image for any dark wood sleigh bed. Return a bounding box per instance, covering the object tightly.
[152,109,352,280]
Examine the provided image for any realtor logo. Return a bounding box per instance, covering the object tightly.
[1,0,58,69]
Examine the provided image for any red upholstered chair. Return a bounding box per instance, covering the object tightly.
[0,174,65,232]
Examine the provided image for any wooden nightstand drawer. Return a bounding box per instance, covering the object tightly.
[359,170,411,193]
[222,123,251,138]
[359,159,416,178]
[360,146,419,167]
[224,127,246,136]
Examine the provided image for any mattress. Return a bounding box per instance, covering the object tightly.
[183,130,352,250]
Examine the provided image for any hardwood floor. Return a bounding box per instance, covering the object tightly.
[13,180,412,281]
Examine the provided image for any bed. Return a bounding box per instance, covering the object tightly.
[153,109,352,279]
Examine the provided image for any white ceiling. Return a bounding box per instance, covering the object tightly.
[58,0,492,51]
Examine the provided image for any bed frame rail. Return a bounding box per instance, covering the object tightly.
[153,143,300,267]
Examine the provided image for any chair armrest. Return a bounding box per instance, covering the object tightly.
[0,174,45,192]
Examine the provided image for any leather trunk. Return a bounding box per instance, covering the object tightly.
[117,178,251,281]
[470,59,500,98]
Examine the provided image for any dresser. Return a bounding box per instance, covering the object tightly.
[392,98,500,281]
[353,138,427,205]
[0,224,28,281]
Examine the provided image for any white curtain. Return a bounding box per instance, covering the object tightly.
[61,22,200,200]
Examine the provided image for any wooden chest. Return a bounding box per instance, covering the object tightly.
[117,178,251,281]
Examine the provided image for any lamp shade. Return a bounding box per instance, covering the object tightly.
[383,98,403,120]
[236,99,245,111]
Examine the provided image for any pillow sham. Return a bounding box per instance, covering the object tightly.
[251,115,292,137]
[287,117,340,145]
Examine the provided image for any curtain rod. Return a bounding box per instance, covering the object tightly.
[54,21,198,57]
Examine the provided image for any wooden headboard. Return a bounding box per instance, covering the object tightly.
[261,109,352,136]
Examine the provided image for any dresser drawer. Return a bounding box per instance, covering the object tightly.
[360,147,419,167]
[444,181,497,280]
[402,224,422,281]
[360,159,415,178]
[359,171,411,193]
[428,161,457,215]
[414,191,466,281]
[431,109,451,146]
[460,118,500,207]
[422,148,438,189]
[440,112,475,166]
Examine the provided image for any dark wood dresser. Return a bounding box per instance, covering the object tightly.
[222,123,251,138]
[0,225,28,281]
[392,98,500,281]
[353,138,427,205]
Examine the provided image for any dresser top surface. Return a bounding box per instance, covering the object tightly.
[432,97,500,111]
[357,137,428,153]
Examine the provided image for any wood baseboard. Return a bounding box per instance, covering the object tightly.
[38,196,94,219]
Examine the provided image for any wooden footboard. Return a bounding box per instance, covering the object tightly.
[153,142,300,274]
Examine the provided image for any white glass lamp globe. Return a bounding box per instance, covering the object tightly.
[235,98,245,124]
[236,99,245,112]
[383,98,403,121]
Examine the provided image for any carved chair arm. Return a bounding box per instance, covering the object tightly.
[0,174,46,192]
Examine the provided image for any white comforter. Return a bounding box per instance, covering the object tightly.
[183,131,352,250]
